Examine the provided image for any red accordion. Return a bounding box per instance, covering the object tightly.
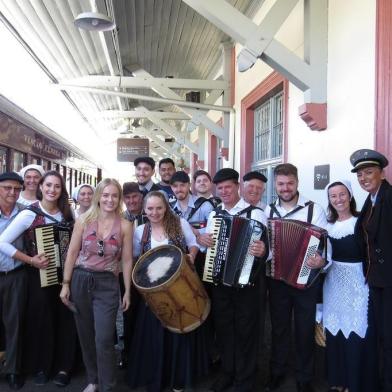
[268,219,327,289]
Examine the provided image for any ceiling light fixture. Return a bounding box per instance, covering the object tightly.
[74,12,116,32]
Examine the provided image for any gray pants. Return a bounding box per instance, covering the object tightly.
[71,268,119,392]
[0,267,26,374]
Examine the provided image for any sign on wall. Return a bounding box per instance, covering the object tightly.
[314,164,330,190]
[117,138,149,162]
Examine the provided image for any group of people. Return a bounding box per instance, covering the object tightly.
[0,149,390,392]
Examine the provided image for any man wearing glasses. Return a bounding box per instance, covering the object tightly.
[0,172,26,390]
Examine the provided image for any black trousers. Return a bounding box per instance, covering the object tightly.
[0,267,27,374]
[268,278,320,383]
[119,272,140,355]
[23,267,78,376]
[369,286,392,392]
[212,283,260,391]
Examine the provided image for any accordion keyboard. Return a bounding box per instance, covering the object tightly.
[203,216,223,283]
[35,226,60,287]
[238,223,263,285]
[297,235,320,285]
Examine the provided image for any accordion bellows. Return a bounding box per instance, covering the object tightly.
[268,219,327,289]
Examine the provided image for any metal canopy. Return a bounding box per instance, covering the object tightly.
[0,0,261,163]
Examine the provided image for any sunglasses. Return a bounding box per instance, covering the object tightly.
[97,240,104,257]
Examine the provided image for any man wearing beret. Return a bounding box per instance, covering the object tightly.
[133,156,161,197]
[264,163,327,392]
[351,148,392,391]
[203,168,268,392]
[242,171,268,210]
[0,172,27,389]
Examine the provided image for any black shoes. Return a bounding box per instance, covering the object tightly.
[296,381,315,392]
[33,371,49,386]
[264,374,285,391]
[210,374,233,392]
[6,374,24,390]
[53,371,70,387]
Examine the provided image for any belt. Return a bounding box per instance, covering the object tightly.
[0,264,25,276]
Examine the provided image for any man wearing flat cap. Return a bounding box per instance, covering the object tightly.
[119,181,146,369]
[133,156,161,197]
[203,168,268,392]
[0,172,26,389]
[242,171,268,210]
[352,148,392,391]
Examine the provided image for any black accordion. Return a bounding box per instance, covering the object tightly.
[203,215,264,287]
[34,224,72,287]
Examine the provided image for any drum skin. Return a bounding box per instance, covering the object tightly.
[132,245,211,333]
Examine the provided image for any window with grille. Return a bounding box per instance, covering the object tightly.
[252,90,284,205]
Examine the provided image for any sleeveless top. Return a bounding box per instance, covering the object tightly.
[75,217,122,276]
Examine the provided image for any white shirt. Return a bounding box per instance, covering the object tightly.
[206,197,267,233]
[264,194,327,229]
[133,217,198,258]
[0,203,63,258]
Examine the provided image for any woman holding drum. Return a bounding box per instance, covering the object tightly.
[127,191,209,392]
[60,178,133,392]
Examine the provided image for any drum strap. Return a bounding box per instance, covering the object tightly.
[141,222,150,254]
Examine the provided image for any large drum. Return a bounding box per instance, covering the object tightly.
[132,245,211,333]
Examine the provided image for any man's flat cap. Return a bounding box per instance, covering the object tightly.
[243,171,267,183]
[170,171,190,184]
[133,156,155,169]
[350,149,389,173]
[213,168,239,184]
[123,182,142,195]
[0,172,24,184]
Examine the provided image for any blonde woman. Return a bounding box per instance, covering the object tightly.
[60,178,133,392]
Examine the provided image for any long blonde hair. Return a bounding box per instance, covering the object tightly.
[81,178,123,224]
[144,191,182,239]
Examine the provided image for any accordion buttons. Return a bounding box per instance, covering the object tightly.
[375,248,382,254]
[378,258,385,264]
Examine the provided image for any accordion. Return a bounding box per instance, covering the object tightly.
[203,215,264,287]
[34,224,72,287]
[268,219,327,289]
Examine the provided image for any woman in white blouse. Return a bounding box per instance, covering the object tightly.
[0,170,76,387]
[323,180,375,392]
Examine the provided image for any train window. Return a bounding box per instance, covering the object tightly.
[41,159,50,171]
[0,147,8,173]
[30,156,40,165]
[11,151,26,172]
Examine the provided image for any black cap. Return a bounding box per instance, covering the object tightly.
[350,149,389,173]
[0,172,24,184]
[170,171,190,184]
[213,168,239,184]
[123,182,142,195]
[134,156,155,169]
[243,171,267,183]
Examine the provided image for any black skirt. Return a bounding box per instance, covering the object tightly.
[127,299,210,391]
